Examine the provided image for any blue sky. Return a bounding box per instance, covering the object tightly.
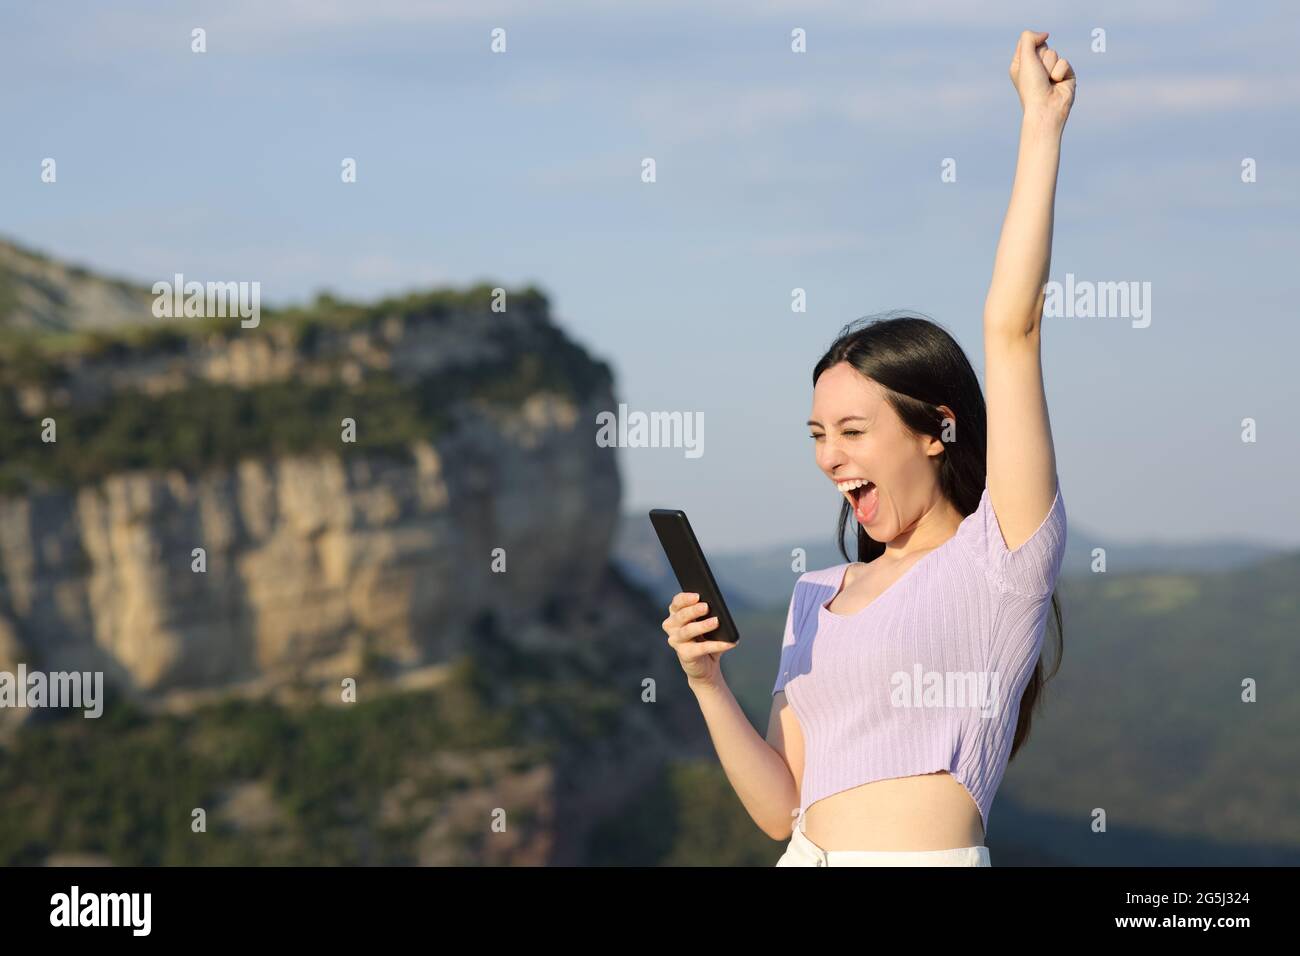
[4,0,1298,552]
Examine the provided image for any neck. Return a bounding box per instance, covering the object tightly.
[882,494,963,560]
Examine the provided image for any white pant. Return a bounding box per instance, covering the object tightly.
[775,808,991,867]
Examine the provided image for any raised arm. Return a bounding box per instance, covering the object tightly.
[982,29,1075,550]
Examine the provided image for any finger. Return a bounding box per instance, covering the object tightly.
[1018,29,1048,61]
[680,640,737,660]
[671,601,706,626]
[663,598,701,635]
[1050,57,1071,82]
[670,592,699,612]
[666,613,716,645]
[685,616,720,640]
[674,600,708,626]
[1039,47,1059,72]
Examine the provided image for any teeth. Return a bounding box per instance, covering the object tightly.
[835,478,873,493]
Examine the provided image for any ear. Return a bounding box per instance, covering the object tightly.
[936,403,957,424]
[926,404,958,457]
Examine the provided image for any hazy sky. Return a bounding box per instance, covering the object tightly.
[5,0,1298,552]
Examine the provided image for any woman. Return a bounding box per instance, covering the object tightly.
[663,30,1075,866]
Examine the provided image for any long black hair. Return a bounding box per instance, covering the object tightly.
[813,310,1062,762]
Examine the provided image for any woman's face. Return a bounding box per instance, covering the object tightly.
[808,361,945,543]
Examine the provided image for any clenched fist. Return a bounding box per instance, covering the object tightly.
[1009,30,1076,129]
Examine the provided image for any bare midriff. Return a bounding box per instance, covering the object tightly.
[801,771,986,851]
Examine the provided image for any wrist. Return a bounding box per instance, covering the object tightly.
[1020,112,1065,144]
[688,675,728,696]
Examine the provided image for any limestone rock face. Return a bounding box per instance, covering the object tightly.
[0,395,620,698]
[0,271,625,703]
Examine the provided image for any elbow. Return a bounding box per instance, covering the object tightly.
[984,312,1042,345]
[764,795,800,842]
[984,295,1046,340]
[761,815,794,842]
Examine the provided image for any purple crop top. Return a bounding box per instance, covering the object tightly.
[771,477,1067,836]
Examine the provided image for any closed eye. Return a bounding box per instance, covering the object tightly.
[808,430,862,439]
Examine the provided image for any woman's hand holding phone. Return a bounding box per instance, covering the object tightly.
[662,591,737,688]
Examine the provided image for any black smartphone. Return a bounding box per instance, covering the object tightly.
[648,508,740,645]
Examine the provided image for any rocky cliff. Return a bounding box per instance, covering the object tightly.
[0,238,714,865]
[0,237,688,729]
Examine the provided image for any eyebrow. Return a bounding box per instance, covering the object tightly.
[806,416,870,427]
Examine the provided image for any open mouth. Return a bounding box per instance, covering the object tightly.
[837,479,875,504]
[837,480,878,522]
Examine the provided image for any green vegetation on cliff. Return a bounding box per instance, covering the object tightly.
[0,283,613,495]
[0,645,629,865]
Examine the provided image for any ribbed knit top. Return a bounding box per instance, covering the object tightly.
[771,477,1067,836]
